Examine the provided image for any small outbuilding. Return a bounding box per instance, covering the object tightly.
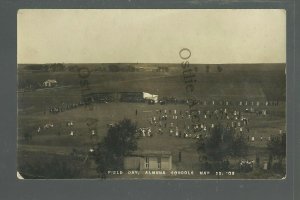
[124,150,172,171]
[43,79,58,87]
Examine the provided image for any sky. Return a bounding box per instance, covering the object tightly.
[17,9,286,64]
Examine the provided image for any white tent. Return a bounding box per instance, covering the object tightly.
[17,171,24,179]
[143,92,158,103]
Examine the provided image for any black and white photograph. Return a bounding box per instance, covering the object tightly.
[17,9,286,179]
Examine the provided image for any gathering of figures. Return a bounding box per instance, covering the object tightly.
[41,99,284,144]
[47,98,280,114]
[48,101,88,114]
[135,99,283,142]
[36,120,96,137]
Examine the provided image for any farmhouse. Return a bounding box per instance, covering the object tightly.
[124,150,172,171]
[43,79,58,87]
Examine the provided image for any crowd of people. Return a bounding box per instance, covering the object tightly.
[135,100,284,142]
[48,101,87,114]
[40,99,284,144]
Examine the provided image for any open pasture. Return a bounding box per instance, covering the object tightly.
[17,64,286,178]
[18,101,285,178]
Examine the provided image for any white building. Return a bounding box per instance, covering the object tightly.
[143,92,159,103]
[43,79,58,87]
[124,150,172,170]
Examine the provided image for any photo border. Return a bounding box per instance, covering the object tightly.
[0,0,298,200]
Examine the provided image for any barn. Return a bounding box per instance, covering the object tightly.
[124,150,172,171]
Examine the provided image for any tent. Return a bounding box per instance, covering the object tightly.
[143,92,158,103]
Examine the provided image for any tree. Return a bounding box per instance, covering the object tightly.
[18,153,86,179]
[206,65,210,73]
[267,133,286,160]
[267,133,286,172]
[93,119,138,178]
[23,132,33,142]
[93,142,117,178]
[231,133,248,157]
[217,65,223,72]
[194,66,198,72]
[49,63,65,72]
[197,123,249,172]
[24,64,48,71]
[108,64,120,72]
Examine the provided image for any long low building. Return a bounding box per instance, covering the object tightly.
[124,150,172,171]
[82,92,158,103]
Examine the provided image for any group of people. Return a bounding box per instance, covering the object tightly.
[41,98,283,144]
[48,101,91,114]
[239,160,255,172]
[36,122,54,133]
[135,99,282,142]
[159,98,281,107]
[36,120,97,138]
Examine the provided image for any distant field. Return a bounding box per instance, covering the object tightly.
[17,64,286,109]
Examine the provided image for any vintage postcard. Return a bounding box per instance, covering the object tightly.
[17,9,286,179]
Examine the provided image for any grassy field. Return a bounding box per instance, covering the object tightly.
[17,63,286,179]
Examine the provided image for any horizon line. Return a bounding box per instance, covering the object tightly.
[17,62,286,65]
